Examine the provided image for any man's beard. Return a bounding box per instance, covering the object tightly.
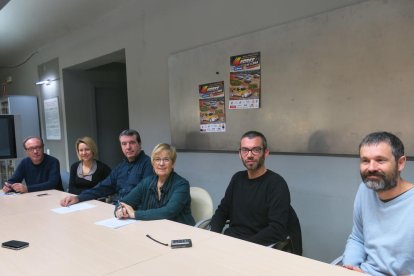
[361,169,398,192]
[242,155,265,171]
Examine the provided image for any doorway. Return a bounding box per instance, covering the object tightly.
[62,50,129,168]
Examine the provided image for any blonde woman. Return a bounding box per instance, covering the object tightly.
[115,143,195,226]
[68,137,111,195]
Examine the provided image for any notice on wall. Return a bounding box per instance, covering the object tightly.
[229,52,261,109]
[43,97,61,140]
[199,81,226,133]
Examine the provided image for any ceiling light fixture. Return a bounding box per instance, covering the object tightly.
[35,78,59,86]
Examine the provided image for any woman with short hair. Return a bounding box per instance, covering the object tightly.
[115,143,195,226]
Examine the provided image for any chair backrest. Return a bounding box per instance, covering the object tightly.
[61,170,70,192]
[286,206,303,256]
[190,187,214,223]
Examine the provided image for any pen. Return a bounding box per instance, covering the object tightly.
[117,200,124,217]
[3,182,15,192]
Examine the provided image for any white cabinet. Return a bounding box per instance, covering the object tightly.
[0,159,17,185]
[0,96,40,184]
[0,96,40,139]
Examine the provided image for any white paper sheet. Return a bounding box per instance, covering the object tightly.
[51,202,96,214]
[94,217,137,229]
[0,191,18,197]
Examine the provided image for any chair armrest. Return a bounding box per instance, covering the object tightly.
[330,256,343,265]
[269,239,290,251]
[268,236,301,255]
[195,218,212,229]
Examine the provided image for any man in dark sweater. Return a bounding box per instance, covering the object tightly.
[210,131,302,255]
[3,136,63,193]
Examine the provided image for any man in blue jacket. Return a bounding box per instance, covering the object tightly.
[3,136,63,193]
[60,129,153,206]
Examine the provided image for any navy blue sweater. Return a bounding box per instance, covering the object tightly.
[8,154,62,192]
[77,151,153,202]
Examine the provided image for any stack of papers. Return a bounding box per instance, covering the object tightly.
[0,191,19,197]
[51,202,96,214]
[51,202,137,229]
[95,217,137,229]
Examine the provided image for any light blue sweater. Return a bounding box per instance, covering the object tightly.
[342,183,414,275]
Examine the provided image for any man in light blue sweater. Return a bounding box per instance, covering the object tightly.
[342,132,414,275]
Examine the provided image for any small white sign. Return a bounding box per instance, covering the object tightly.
[43,97,61,140]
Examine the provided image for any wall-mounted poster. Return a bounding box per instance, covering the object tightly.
[199,81,226,133]
[43,97,61,140]
[229,52,261,109]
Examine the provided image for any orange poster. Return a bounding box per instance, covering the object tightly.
[229,52,261,109]
[199,81,226,133]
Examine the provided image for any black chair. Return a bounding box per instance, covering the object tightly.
[285,206,302,255]
[197,207,302,256]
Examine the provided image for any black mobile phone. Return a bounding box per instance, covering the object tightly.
[171,239,192,249]
[2,240,29,250]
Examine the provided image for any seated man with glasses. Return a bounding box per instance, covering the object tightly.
[210,131,302,255]
[3,136,63,193]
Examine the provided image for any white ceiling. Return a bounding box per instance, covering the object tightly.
[0,0,367,68]
[0,0,10,10]
[0,0,125,67]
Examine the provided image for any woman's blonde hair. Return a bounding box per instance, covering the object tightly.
[75,137,98,160]
[151,143,177,164]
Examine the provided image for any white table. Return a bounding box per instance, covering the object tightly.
[0,190,359,275]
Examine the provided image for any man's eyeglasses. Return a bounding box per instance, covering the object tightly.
[26,146,44,152]
[154,157,171,164]
[239,147,263,156]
